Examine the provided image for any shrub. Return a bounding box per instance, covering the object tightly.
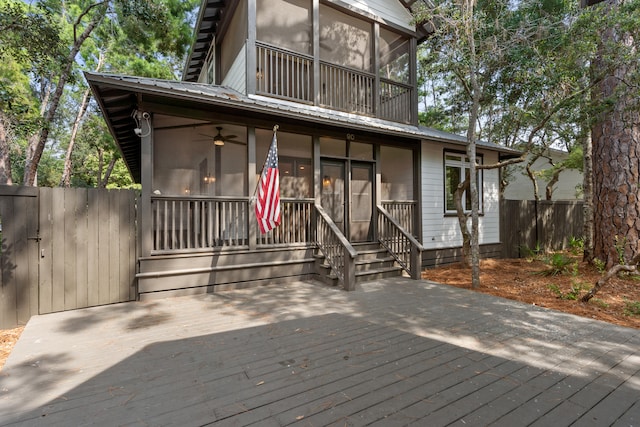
[538,253,576,276]
[568,236,584,255]
[623,299,640,317]
[548,281,586,300]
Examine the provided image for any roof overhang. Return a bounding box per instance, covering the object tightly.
[86,72,521,183]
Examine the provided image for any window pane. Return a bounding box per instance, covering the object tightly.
[379,27,409,84]
[257,0,311,54]
[320,137,346,157]
[445,165,460,211]
[319,5,372,71]
[350,142,373,160]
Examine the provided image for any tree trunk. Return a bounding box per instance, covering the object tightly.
[455,179,472,267]
[99,155,117,188]
[525,162,541,201]
[60,88,92,187]
[592,14,639,269]
[583,130,594,262]
[0,112,13,185]
[545,168,562,201]
[23,4,106,186]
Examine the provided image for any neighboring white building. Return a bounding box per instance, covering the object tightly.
[504,149,583,201]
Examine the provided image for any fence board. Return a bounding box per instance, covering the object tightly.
[76,190,88,308]
[97,189,110,305]
[0,196,17,328]
[0,188,39,328]
[64,189,79,310]
[87,190,100,307]
[39,188,53,314]
[51,188,66,312]
[501,199,584,258]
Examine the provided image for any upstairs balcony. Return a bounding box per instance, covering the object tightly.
[255,42,414,124]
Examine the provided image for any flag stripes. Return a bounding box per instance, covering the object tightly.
[255,131,281,233]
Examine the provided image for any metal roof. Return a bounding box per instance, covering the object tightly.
[85,72,521,183]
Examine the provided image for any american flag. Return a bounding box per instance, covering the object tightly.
[255,132,280,234]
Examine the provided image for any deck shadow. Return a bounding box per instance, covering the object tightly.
[1,313,638,426]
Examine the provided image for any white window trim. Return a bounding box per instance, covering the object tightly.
[444,151,483,214]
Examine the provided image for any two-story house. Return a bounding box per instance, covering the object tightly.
[86,0,519,298]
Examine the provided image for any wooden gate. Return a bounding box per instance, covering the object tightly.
[0,187,39,328]
[0,186,138,328]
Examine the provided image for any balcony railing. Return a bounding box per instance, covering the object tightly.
[256,43,312,103]
[255,42,412,124]
[319,62,374,115]
[379,79,413,124]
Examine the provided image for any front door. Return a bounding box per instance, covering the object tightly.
[320,160,373,242]
[350,162,373,242]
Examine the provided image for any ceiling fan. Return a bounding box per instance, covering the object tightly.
[198,127,242,146]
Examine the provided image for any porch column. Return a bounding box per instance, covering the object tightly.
[248,127,257,250]
[139,110,153,258]
[246,0,257,95]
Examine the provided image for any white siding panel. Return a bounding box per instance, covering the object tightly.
[421,142,501,250]
[342,0,414,31]
[221,45,247,94]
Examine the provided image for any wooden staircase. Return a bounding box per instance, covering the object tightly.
[315,242,405,286]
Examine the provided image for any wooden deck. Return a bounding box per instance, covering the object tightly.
[1,278,639,426]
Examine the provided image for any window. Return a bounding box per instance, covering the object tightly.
[444,152,482,213]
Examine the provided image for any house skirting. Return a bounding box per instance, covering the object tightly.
[421,243,503,269]
[137,246,316,300]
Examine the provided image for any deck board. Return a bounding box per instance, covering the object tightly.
[1,278,639,426]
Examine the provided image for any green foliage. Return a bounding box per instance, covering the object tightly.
[593,258,606,274]
[590,298,609,309]
[548,281,586,300]
[538,252,576,276]
[520,242,543,259]
[0,0,199,187]
[568,236,585,256]
[614,235,627,265]
[623,299,640,317]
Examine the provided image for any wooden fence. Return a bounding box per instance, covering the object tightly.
[1,186,138,329]
[500,199,584,258]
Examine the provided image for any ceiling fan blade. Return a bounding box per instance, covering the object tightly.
[225,139,246,145]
